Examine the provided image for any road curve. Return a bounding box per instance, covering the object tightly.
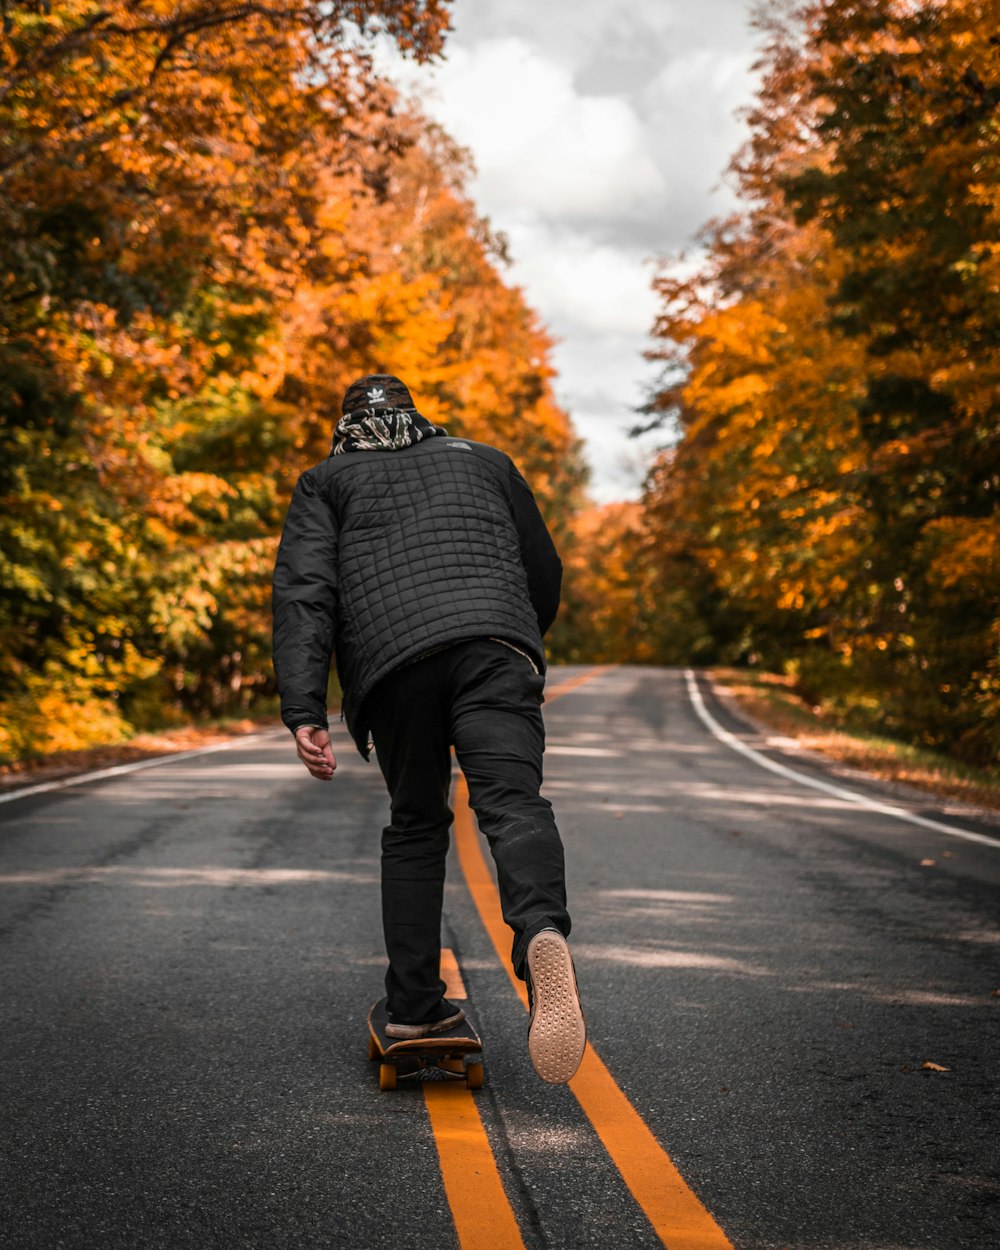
[1,666,998,1249]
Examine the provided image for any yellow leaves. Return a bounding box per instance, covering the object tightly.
[318,234,347,260]
[274,121,578,497]
[553,502,650,663]
[700,300,782,367]
[721,373,770,416]
[0,0,593,751]
[921,1062,950,1072]
[777,586,806,612]
[921,517,999,592]
[315,197,351,237]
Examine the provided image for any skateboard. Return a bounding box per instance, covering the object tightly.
[367,998,484,1091]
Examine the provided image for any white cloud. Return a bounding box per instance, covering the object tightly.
[545,323,665,503]
[639,49,756,243]
[403,38,665,219]
[374,5,764,500]
[563,398,661,503]
[502,218,658,335]
[448,0,686,73]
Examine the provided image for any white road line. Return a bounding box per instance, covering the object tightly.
[0,728,289,807]
[684,669,1000,850]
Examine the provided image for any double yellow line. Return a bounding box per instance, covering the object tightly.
[423,667,734,1249]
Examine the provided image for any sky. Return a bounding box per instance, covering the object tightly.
[376,0,766,501]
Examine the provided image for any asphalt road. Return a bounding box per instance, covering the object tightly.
[1,666,998,1250]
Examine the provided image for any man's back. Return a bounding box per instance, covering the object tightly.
[272,433,561,755]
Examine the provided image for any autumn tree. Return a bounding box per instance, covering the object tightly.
[0,0,586,759]
[641,0,999,763]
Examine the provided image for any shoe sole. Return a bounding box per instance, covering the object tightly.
[526,931,586,1084]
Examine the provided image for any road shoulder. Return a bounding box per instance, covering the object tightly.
[0,717,284,797]
[705,669,1000,832]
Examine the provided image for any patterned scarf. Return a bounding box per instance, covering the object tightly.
[331,406,446,455]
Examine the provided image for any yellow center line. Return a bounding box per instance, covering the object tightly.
[440,947,468,999]
[423,1084,527,1250]
[453,665,735,1250]
[414,675,616,1250]
[545,664,617,703]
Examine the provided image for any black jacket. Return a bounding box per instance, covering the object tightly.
[271,435,562,756]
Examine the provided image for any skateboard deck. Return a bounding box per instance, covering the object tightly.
[367,998,484,1091]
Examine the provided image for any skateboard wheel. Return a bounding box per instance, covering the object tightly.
[367,1036,379,1061]
[466,1062,484,1090]
[379,1064,397,1091]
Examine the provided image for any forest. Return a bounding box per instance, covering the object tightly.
[1,0,997,771]
[0,0,587,757]
[629,0,999,768]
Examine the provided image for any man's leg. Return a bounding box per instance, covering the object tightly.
[365,654,456,1025]
[447,640,584,1081]
[446,640,571,978]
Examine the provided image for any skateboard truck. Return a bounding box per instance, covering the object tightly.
[367,998,484,1091]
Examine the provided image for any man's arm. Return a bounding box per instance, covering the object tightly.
[272,470,339,738]
[508,460,563,634]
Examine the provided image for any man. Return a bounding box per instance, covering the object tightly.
[271,374,585,1084]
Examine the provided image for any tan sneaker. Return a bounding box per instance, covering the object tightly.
[384,1004,465,1040]
[525,929,586,1083]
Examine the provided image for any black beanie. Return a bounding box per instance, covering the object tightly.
[341,374,415,415]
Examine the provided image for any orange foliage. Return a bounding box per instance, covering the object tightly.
[0,0,592,759]
[638,0,1000,763]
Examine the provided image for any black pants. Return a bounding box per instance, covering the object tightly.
[364,638,571,1022]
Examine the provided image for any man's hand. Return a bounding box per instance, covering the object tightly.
[294,725,337,780]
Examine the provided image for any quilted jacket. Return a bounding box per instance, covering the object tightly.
[271,435,562,757]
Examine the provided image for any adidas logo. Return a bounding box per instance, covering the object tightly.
[367,387,385,402]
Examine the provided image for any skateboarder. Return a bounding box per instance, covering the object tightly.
[272,374,586,1084]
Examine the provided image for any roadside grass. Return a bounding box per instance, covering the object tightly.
[710,667,1000,814]
[0,711,282,793]
[0,675,344,792]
